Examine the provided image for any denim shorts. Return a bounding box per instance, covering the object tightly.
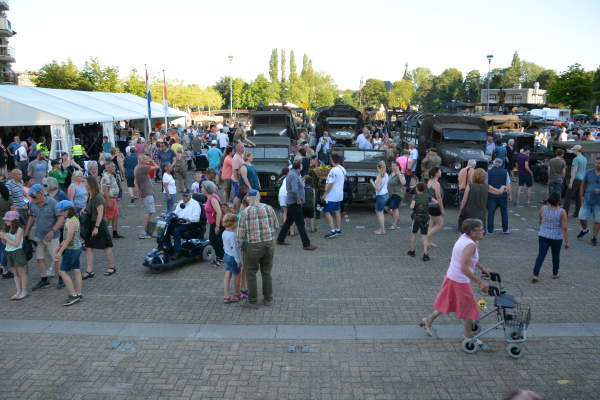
[518,174,533,187]
[223,254,241,275]
[386,194,402,210]
[578,203,600,223]
[323,200,341,213]
[60,248,83,272]
[375,193,388,212]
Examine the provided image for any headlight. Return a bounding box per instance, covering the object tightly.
[270,175,276,181]
[487,164,493,170]
[454,162,462,170]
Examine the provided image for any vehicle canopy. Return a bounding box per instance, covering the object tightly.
[418,116,488,155]
[552,141,600,170]
[315,104,365,145]
[480,115,522,134]
[250,105,298,140]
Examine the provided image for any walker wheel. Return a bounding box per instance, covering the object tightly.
[150,267,163,274]
[471,320,481,335]
[462,338,479,354]
[507,343,524,359]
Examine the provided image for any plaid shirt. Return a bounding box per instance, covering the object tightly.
[236,201,279,250]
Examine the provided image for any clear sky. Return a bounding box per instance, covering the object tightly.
[8,0,600,90]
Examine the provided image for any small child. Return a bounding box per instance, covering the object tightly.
[54,201,83,306]
[222,213,247,303]
[190,172,203,193]
[408,182,438,261]
[303,175,316,232]
[0,211,28,300]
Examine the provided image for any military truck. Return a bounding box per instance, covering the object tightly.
[247,104,298,199]
[314,104,365,147]
[551,141,600,199]
[291,107,308,133]
[362,107,387,130]
[398,115,490,206]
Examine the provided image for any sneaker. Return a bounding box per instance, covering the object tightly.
[324,231,338,239]
[77,294,83,301]
[1,270,14,279]
[407,250,416,257]
[57,278,66,289]
[592,237,598,246]
[335,229,342,235]
[239,299,258,309]
[486,231,493,235]
[422,254,430,261]
[262,299,273,306]
[32,280,50,291]
[63,295,80,306]
[139,233,151,239]
[303,245,317,250]
[577,229,589,239]
[503,229,511,234]
[46,267,55,277]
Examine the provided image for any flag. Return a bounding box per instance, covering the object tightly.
[144,65,152,132]
[382,123,390,147]
[162,70,168,115]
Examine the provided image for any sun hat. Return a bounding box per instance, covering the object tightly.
[2,211,20,221]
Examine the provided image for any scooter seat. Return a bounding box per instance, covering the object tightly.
[181,222,203,240]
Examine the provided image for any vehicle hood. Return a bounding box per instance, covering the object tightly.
[251,137,292,146]
[345,170,380,177]
[440,146,488,162]
[252,126,288,136]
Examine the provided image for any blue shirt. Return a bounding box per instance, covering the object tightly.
[157,148,176,167]
[493,145,506,163]
[123,154,138,179]
[6,179,26,210]
[486,141,495,155]
[571,155,587,181]
[103,142,112,154]
[582,168,600,205]
[8,142,21,158]
[207,147,223,169]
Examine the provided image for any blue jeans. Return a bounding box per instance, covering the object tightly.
[162,223,195,251]
[0,241,7,269]
[488,196,509,233]
[163,193,176,213]
[533,236,562,276]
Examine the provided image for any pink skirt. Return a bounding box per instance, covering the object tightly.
[433,276,480,320]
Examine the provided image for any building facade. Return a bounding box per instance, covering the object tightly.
[480,84,547,108]
[0,0,16,85]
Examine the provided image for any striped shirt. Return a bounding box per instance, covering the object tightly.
[236,201,279,250]
[6,179,27,210]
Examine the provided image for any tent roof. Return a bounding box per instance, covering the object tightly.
[0,86,187,127]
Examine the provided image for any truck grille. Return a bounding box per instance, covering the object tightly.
[476,161,488,170]
[258,173,271,189]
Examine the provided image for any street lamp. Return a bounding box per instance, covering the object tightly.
[452,99,455,114]
[486,55,493,113]
[228,56,233,122]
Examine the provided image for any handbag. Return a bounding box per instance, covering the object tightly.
[459,210,468,221]
[210,196,235,227]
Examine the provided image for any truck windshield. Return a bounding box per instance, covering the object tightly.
[328,120,357,130]
[245,147,289,159]
[254,115,287,125]
[442,130,487,141]
[343,150,385,163]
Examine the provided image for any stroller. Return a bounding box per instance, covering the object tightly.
[462,273,531,359]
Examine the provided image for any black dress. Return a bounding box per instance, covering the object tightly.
[505,145,515,170]
[83,193,113,249]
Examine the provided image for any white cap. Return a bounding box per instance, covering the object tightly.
[211,140,218,145]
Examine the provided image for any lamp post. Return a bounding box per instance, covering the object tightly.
[228,55,233,122]
[486,55,493,113]
[452,99,455,114]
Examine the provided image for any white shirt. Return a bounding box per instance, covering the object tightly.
[191,181,201,193]
[325,165,346,202]
[217,133,229,148]
[356,133,365,147]
[279,177,288,206]
[222,230,241,263]
[125,145,133,155]
[162,173,176,195]
[376,173,389,196]
[560,132,568,141]
[17,146,28,161]
[409,148,418,171]
[174,198,200,222]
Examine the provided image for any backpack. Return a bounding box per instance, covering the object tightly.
[23,236,37,262]
[412,194,430,222]
[304,184,314,209]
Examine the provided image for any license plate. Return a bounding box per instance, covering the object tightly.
[358,177,365,183]
[260,192,267,196]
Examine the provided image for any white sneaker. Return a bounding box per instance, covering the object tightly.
[46,267,55,277]
[228,202,233,208]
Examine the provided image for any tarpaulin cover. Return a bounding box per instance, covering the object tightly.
[420,116,488,136]
[315,104,365,136]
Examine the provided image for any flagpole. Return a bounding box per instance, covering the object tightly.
[144,64,152,139]
[163,70,168,136]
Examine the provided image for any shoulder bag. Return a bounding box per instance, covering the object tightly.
[210,195,235,227]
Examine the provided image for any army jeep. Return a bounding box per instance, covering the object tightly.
[244,137,293,199]
[315,104,365,147]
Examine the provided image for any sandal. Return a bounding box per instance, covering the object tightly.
[241,288,249,295]
[428,243,438,248]
[287,232,297,236]
[539,200,547,204]
[532,276,539,283]
[11,292,21,300]
[388,225,396,230]
[419,318,433,337]
[16,292,28,300]
[212,260,221,268]
[223,296,239,304]
[235,293,248,300]
[82,271,94,280]
[104,268,116,276]
[374,230,385,235]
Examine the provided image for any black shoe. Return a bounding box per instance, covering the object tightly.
[171,251,181,260]
[63,295,80,306]
[113,233,125,239]
[2,271,14,279]
[315,211,321,220]
[422,254,430,261]
[32,280,50,290]
[592,237,598,246]
[577,229,589,239]
[407,250,416,257]
[57,278,65,289]
[78,294,83,301]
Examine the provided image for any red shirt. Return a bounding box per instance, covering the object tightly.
[222,155,233,180]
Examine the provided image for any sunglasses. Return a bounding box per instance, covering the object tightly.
[42,184,48,187]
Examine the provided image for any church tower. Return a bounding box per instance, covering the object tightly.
[402,63,411,81]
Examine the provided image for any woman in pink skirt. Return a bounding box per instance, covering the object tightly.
[419,218,492,340]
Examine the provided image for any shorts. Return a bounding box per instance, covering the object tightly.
[428,206,442,217]
[547,179,562,196]
[323,200,341,213]
[223,178,232,192]
[59,248,82,272]
[386,194,402,210]
[412,219,429,235]
[142,195,156,214]
[518,175,533,187]
[302,206,314,219]
[105,198,119,219]
[232,180,243,199]
[223,254,241,275]
[7,249,27,268]
[127,177,135,188]
[578,203,600,223]
[35,236,61,261]
[375,193,388,212]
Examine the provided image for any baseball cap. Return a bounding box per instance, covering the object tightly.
[27,137,33,141]
[2,211,20,221]
[572,144,582,151]
[55,200,74,211]
[523,145,532,151]
[205,167,216,174]
[180,188,191,195]
[247,189,260,197]
[211,140,218,145]
[29,184,44,196]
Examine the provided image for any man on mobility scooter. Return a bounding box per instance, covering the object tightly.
[163,188,201,260]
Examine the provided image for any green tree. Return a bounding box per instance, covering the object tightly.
[341,89,354,106]
[536,69,557,90]
[361,79,387,107]
[462,70,482,103]
[520,61,545,88]
[213,76,233,108]
[313,72,339,108]
[411,67,434,92]
[287,50,308,107]
[388,80,415,107]
[280,49,287,99]
[30,58,88,90]
[432,68,463,107]
[232,77,248,110]
[268,48,280,103]
[547,64,594,113]
[81,57,121,92]
[245,74,270,109]
[300,54,316,108]
[122,68,146,98]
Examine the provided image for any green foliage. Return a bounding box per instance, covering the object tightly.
[388,80,414,107]
[268,48,280,103]
[30,58,90,90]
[245,74,270,109]
[122,68,146,98]
[361,79,387,107]
[536,69,557,89]
[287,51,309,107]
[313,72,339,108]
[573,109,593,117]
[340,90,354,106]
[81,57,121,92]
[462,70,482,103]
[547,64,593,112]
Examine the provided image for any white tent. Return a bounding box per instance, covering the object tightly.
[0,86,187,159]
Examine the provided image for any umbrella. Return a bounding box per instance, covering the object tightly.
[439,101,465,109]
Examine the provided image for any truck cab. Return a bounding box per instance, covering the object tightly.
[315,104,365,147]
[250,105,298,142]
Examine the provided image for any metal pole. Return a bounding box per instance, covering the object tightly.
[228,56,233,124]
[163,70,168,136]
[487,59,491,113]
